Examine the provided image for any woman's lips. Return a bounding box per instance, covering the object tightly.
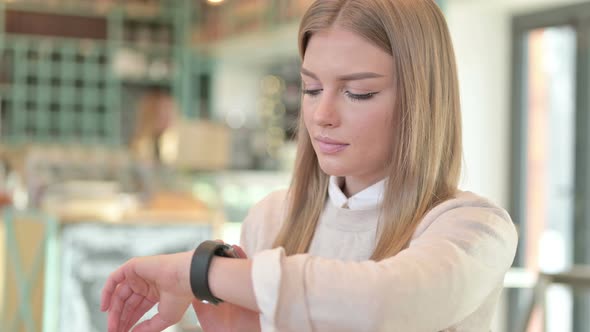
[315,138,349,154]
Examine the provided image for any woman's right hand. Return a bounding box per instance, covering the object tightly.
[192,244,261,332]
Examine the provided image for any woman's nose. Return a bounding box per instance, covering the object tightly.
[313,93,340,127]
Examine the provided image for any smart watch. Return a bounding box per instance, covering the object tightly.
[189,240,237,305]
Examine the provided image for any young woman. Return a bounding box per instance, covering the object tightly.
[101,0,518,331]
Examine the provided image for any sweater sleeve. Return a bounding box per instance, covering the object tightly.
[250,204,518,332]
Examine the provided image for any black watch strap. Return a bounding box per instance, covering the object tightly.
[190,240,234,305]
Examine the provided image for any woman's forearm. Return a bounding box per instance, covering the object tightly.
[207,257,260,312]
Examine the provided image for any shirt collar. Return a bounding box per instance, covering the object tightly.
[328,176,386,211]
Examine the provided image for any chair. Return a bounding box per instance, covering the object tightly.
[0,208,59,332]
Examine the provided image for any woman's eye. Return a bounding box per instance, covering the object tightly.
[302,89,322,97]
[346,91,378,101]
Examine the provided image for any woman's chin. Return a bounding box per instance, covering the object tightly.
[317,160,349,177]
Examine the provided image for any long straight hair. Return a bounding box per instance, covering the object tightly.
[272,0,462,260]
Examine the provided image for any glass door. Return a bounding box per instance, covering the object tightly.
[524,25,576,332]
[512,4,590,332]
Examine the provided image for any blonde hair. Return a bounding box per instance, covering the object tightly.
[272,0,462,261]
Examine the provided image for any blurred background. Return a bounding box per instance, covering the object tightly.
[0,0,589,331]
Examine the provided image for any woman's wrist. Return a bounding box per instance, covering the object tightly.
[181,245,258,310]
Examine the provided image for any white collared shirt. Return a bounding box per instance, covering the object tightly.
[327,176,386,211]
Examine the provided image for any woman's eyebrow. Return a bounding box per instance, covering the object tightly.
[301,67,385,81]
[300,67,320,79]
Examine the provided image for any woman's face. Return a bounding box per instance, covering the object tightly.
[301,27,396,194]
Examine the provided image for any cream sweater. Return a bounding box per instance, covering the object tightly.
[240,187,518,332]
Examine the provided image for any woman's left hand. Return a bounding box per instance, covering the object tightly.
[101,251,194,332]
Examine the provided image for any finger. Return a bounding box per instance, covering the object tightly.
[107,283,133,332]
[102,263,130,311]
[231,245,248,259]
[191,298,208,313]
[120,293,143,330]
[132,313,174,332]
[124,297,156,332]
[191,299,213,330]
